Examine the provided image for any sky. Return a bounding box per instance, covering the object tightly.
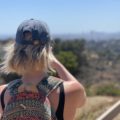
[0,0,120,35]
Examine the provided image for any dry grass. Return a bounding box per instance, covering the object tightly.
[74,96,120,120]
[113,113,120,120]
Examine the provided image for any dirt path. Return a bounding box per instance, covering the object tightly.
[74,96,120,120]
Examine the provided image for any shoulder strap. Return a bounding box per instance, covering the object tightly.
[56,82,65,120]
[37,76,63,96]
[7,79,22,96]
[0,86,7,110]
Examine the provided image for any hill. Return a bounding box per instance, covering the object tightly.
[53,32,120,41]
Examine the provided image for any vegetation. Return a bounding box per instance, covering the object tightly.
[86,82,120,96]
[56,51,79,74]
[53,38,88,76]
[0,38,120,120]
[0,38,120,97]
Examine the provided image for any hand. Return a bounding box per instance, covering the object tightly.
[49,47,60,70]
[50,56,58,69]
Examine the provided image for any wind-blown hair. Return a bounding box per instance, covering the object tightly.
[0,42,55,75]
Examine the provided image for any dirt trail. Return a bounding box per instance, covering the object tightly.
[74,96,120,120]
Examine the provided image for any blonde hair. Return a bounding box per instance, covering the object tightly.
[0,41,55,75]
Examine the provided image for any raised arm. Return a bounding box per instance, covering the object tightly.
[51,53,87,107]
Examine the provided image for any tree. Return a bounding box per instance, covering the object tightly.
[56,51,79,75]
[53,39,88,76]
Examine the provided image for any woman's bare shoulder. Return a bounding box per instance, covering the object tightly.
[63,81,85,94]
[0,84,7,94]
[63,81,86,107]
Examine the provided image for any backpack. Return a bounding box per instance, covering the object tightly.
[0,75,64,120]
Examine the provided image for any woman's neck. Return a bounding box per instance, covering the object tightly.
[21,71,48,85]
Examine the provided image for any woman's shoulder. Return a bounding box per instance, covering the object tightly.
[63,80,86,108]
[0,84,8,91]
[48,76,85,97]
[0,84,7,94]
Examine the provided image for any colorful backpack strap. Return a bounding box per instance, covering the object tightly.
[37,76,63,96]
[7,79,22,96]
[6,76,63,97]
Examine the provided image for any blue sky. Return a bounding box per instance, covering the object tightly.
[0,0,120,35]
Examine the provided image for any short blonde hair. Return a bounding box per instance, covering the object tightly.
[0,41,55,75]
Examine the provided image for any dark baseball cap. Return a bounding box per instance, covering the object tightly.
[15,19,51,45]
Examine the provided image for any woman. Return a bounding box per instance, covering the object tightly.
[0,19,86,120]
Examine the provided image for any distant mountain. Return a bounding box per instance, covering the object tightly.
[0,34,14,40]
[1,32,120,41]
[52,32,120,41]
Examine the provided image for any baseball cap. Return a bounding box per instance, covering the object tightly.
[15,19,51,45]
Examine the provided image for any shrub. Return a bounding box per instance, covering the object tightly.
[86,82,120,96]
